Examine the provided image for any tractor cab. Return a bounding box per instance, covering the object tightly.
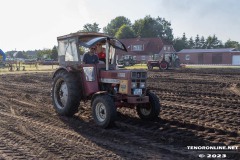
[56,32,128,96]
[57,32,126,69]
[52,32,161,128]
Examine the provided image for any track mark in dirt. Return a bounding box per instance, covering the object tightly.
[0,111,122,159]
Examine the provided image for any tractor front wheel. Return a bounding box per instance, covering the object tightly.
[137,91,160,120]
[159,61,169,70]
[92,95,116,128]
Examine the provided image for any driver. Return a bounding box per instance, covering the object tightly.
[82,46,99,64]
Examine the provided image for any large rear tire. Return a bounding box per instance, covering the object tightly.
[159,61,169,70]
[124,61,130,66]
[92,95,116,128]
[174,58,180,68]
[137,91,161,120]
[51,70,80,116]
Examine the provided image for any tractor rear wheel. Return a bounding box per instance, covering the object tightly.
[137,91,160,120]
[174,58,181,68]
[124,61,130,66]
[159,61,169,70]
[92,95,116,128]
[52,70,80,116]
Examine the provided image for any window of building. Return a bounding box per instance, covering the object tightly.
[132,45,143,51]
[185,54,190,60]
[168,46,171,51]
[141,55,146,60]
[164,46,166,51]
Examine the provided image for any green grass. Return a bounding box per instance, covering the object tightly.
[0,64,59,74]
[124,64,148,69]
[1,63,239,74]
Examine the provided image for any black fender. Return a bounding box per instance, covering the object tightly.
[91,91,108,106]
[52,67,69,79]
[52,66,79,79]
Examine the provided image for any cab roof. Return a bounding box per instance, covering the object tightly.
[57,32,110,41]
[57,32,127,52]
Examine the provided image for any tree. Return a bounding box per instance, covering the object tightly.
[194,35,201,49]
[173,33,189,51]
[160,18,174,41]
[80,23,100,32]
[181,33,189,49]
[188,37,194,49]
[22,51,29,59]
[132,15,173,41]
[205,35,222,49]
[173,37,186,52]
[200,36,206,49]
[225,39,240,50]
[79,46,86,55]
[103,16,131,36]
[37,49,52,59]
[133,16,158,38]
[217,41,224,48]
[115,24,135,39]
[51,46,58,60]
[14,51,27,59]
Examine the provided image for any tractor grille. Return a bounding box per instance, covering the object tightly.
[131,71,147,96]
[131,71,147,79]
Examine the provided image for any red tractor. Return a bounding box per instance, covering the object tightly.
[51,32,161,128]
[147,52,180,70]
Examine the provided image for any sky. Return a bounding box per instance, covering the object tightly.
[0,0,239,52]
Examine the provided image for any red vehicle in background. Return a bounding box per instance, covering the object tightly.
[147,52,180,70]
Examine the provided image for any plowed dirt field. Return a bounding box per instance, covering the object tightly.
[0,68,239,160]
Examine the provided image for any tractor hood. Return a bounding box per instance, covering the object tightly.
[99,69,147,96]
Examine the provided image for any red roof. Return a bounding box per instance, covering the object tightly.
[116,37,170,55]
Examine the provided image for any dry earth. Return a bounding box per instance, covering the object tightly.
[0,68,239,160]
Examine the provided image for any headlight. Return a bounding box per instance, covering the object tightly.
[140,82,145,88]
[131,82,137,88]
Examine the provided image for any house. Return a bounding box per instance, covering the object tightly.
[115,37,175,63]
[177,48,240,65]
